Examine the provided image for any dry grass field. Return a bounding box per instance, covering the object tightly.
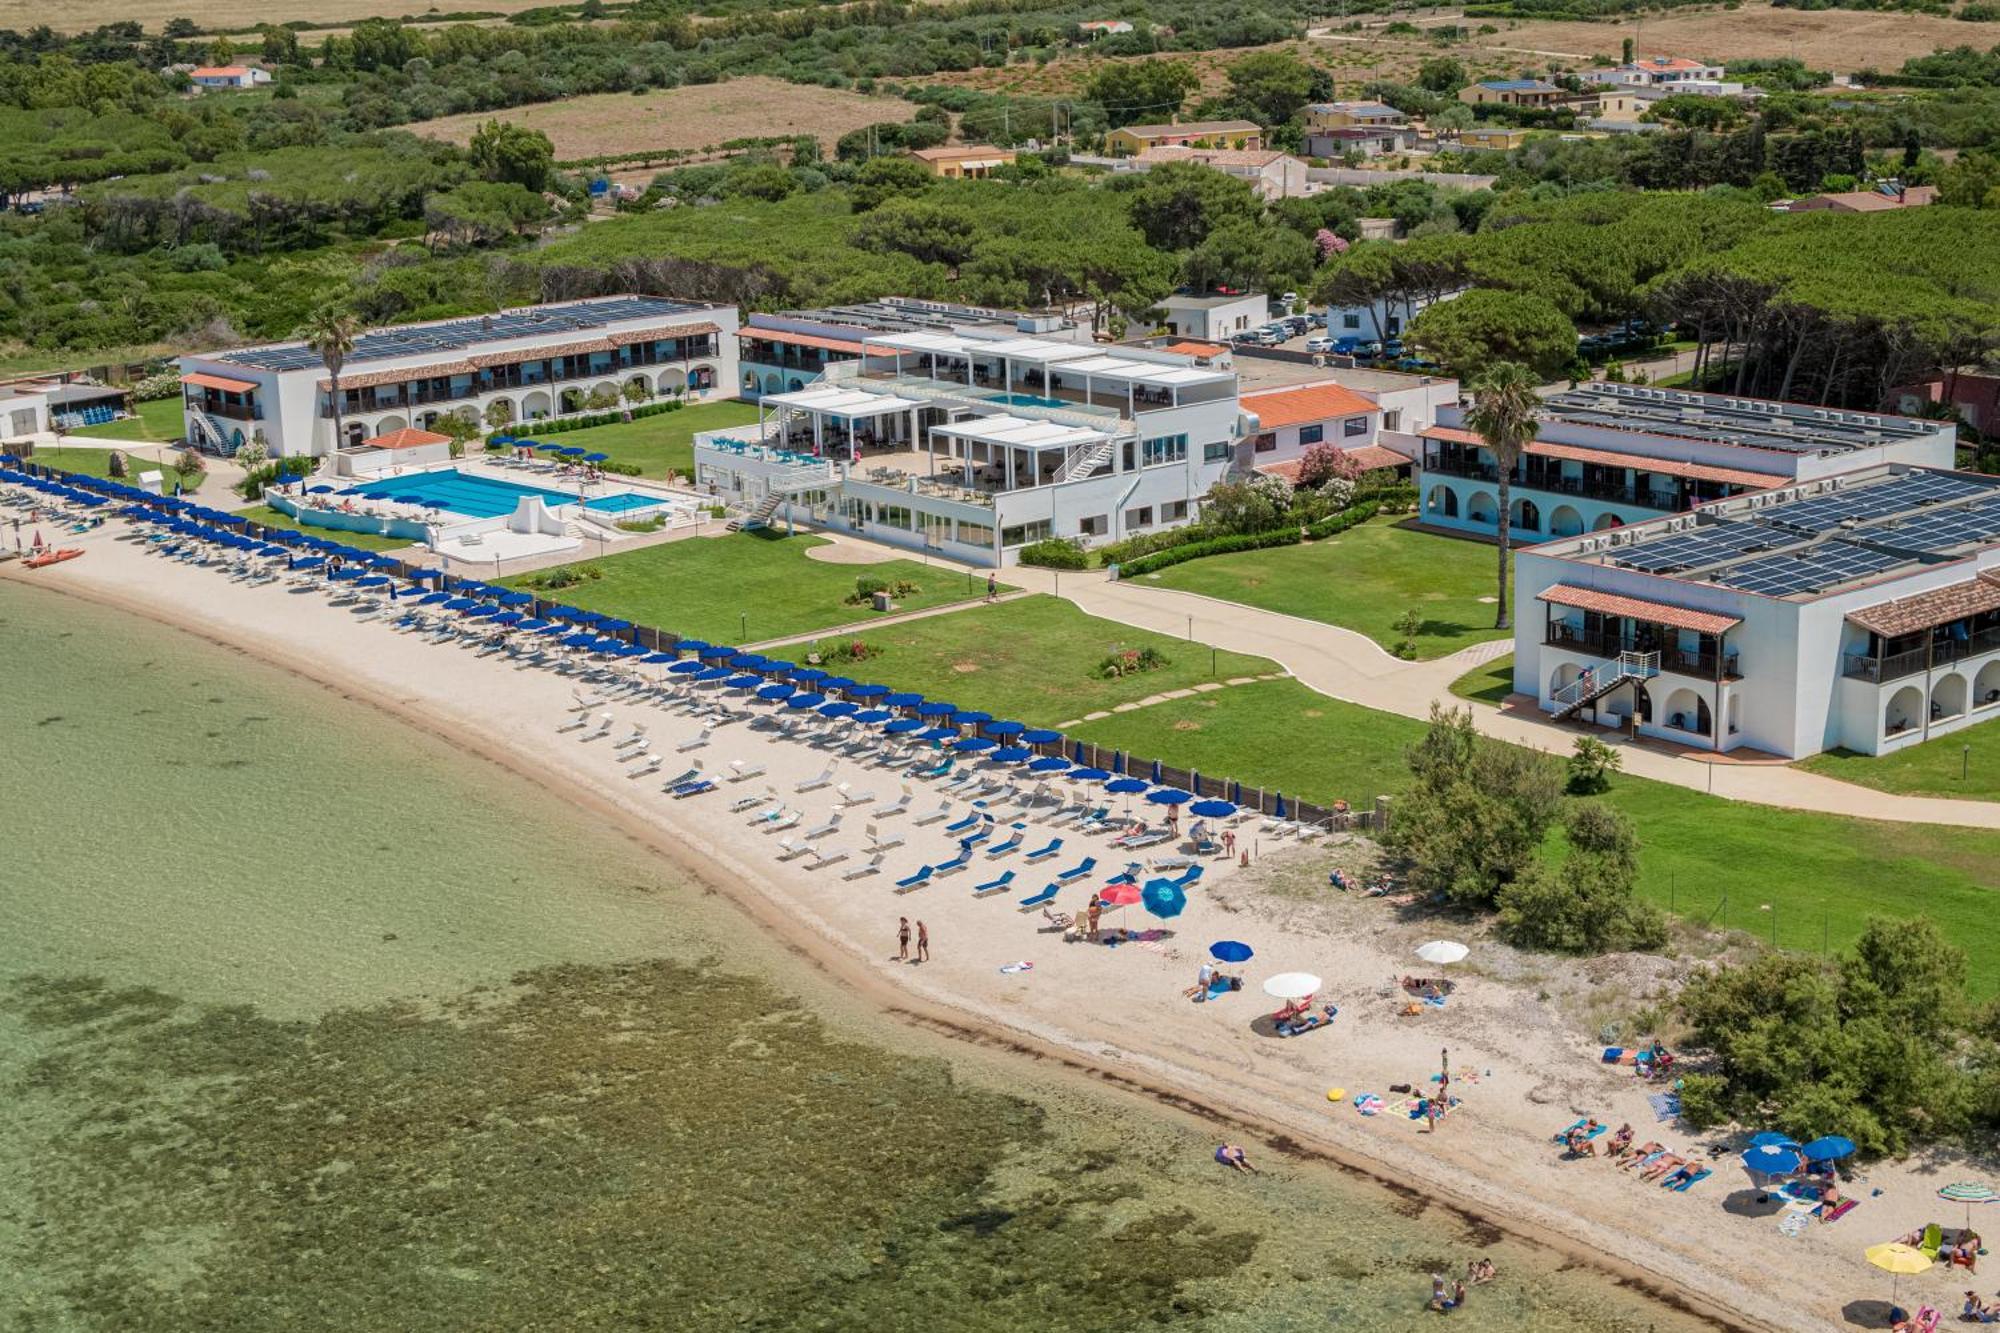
[407,77,914,159]
[13,0,557,33]
[1470,3,1977,72]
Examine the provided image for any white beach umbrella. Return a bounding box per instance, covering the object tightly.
[1262,972,1323,1000]
[1415,941,1469,967]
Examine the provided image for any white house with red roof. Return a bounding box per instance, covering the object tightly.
[187,65,272,90]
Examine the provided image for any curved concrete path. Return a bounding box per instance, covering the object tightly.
[996,563,2000,831]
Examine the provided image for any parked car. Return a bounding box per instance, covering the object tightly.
[1305,336,1337,354]
[1283,315,1312,336]
[1279,291,1299,307]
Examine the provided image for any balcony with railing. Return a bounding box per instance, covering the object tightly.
[1844,625,2000,684]
[1546,621,1740,681]
[323,337,718,417]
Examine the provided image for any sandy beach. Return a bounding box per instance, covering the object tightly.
[10,518,1993,1333]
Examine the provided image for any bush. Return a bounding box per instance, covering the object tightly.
[1566,736,1621,794]
[1302,500,1379,540]
[1496,803,1664,954]
[1097,645,1169,678]
[129,370,183,401]
[1386,704,1564,909]
[1119,527,1301,578]
[488,398,683,443]
[107,450,128,479]
[1019,537,1087,569]
[522,563,603,591]
[1094,524,1216,567]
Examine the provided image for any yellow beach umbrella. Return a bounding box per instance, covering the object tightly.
[1865,1242,1932,1312]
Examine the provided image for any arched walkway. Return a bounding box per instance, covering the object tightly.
[688,364,716,393]
[1549,504,1584,537]
[1933,672,1968,720]
[1509,497,1540,533]
[763,371,783,395]
[374,414,408,436]
[1592,512,1625,531]
[1466,490,1498,525]
[486,397,516,428]
[1977,659,2000,709]
[521,390,551,420]
[1548,662,1580,699]
[1661,687,1709,736]
[558,388,586,415]
[659,369,686,395]
[1425,485,1459,520]
[625,374,652,400]
[1885,684,1923,737]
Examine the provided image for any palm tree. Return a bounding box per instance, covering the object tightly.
[1464,361,1542,630]
[297,308,361,454]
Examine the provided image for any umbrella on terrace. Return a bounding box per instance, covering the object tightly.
[918,726,956,741]
[991,746,1032,763]
[852,710,892,724]
[1105,778,1148,794]
[884,692,923,708]
[1069,767,1109,783]
[954,736,997,752]
[725,674,763,689]
[1022,728,1062,745]
[1028,756,1071,774]
[984,720,1025,737]
[952,710,991,727]
[786,692,827,710]
[756,683,794,699]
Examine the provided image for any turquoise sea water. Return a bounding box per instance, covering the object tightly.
[0,578,1720,1332]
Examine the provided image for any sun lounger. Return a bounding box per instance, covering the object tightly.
[762,808,802,833]
[941,771,977,794]
[671,779,716,799]
[958,827,991,850]
[728,760,766,783]
[1169,865,1203,888]
[1053,857,1096,885]
[801,812,842,841]
[557,714,590,734]
[797,767,835,793]
[1150,855,1195,871]
[1024,837,1062,863]
[837,784,875,806]
[878,787,913,818]
[775,836,814,861]
[864,824,905,854]
[728,790,773,814]
[676,727,711,752]
[1918,1223,1943,1261]
[914,800,952,826]
[1017,884,1059,911]
[628,755,664,779]
[613,725,647,750]
[806,845,850,871]
[843,852,885,881]
[582,713,613,741]
[985,830,1024,858]
[615,740,652,762]
[894,865,934,893]
[972,870,1016,898]
[932,848,972,876]
[1116,829,1174,851]
[942,812,981,836]
[914,758,951,780]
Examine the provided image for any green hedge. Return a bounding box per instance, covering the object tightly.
[1113,502,1381,577]
[1092,524,1216,568]
[1018,537,1088,569]
[487,398,684,444]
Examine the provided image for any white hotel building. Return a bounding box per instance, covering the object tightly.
[176,296,740,457]
[693,329,1249,567]
[1513,465,2000,759]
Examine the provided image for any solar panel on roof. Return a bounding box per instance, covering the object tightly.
[1611,519,1792,573]
[1718,540,1905,596]
[221,295,703,370]
[1873,499,2000,554]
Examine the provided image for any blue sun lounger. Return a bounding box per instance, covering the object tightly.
[942,812,982,836]
[1024,837,1063,863]
[894,865,933,893]
[1053,857,1096,885]
[985,830,1024,858]
[1017,884,1059,911]
[972,870,1015,898]
[933,847,972,876]
[959,827,992,850]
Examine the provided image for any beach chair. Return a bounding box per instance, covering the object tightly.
[763,808,802,834]
[676,727,711,753]
[797,766,835,793]
[582,713,614,741]
[775,836,814,862]
[985,829,1025,859]
[628,754,664,779]
[615,740,653,762]
[932,847,973,877]
[842,852,885,881]
[1150,855,1195,872]
[958,826,992,851]
[942,811,982,836]
[556,713,591,734]
[799,812,842,842]
[806,845,850,872]
[671,778,716,799]
[728,788,773,814]
[728,760,766,783]
[1024,837,1063,864]
[913,798,952,826]
[1017,884,1059,911]
[613,724,648,750]
[1918,1223,1943,1261]
[878,786,913,819]
[1123,829,1175,851]
[1053,857,1096,885]
[940,771,978,794]
[837,784,875,806]
[914,757,952,780]
[1170,865,1203,888]
[893,865,934,894]
[1073,807,1111,832]
[864,824,905,855]
[972,870,1016,899]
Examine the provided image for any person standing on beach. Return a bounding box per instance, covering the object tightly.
[897,917,911,962]
[1085,897,1102,942]
[916,920,929,963]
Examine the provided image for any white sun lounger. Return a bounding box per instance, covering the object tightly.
[728,760,766,783]
[615,740,652,762]
[728,789,773,814]
[763,808,803,833]
[800,812,842,841]
[864,824,905,854]
[628,755,664,779]
[837,784,875,806]
[581,713,613,741]
[677,728,711,753]
[556,714,590,734]
[913,799,952,826]
[843,852,885,881]
[796,767,835,793]
[613,725,647,750]
[877,786,914,819]
[805,845,850,871]
[775,836,814,862]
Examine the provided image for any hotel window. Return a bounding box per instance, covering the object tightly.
[1344,416,1368,438]
[1299,424,1324,446]
[1078,514,1109,537]
[956,521,994,546]
[1125,506,1153,528]
[1001,520,1053,547]
[1141,433,1187,466]
[1203,440,1232,463]
[1253,432,1277,453]
[1342,312,1361,330]
[1383,409,1402,432]
[1163,500,1190,521]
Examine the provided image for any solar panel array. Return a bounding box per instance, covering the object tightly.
[1720,541,1908,598]
[1868,497,2000,554]
[1540,386,1933,456]
[1610,519,1791,574]
[1762,471,1992,535]
[225,296,703,372]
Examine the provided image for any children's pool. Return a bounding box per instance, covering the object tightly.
[342,469,655,520]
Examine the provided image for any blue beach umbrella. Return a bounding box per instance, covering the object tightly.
[1147,789,1192,806]
[695,666,732,681]
[563,632,598,648]
[498,590,534,605]
[1190,799,1237,818]
[1742,1145,1803,1179]
[726,674,763,689]
[670,660,708,675]
[676,640,711,654]
[1802,1136,1855,1163]
[597,618,632,633]
[1273,795,1288,819]
[307,485,335,494]
[852,710,892,724]
[536,623,570,636]
[1028,756,1071,773]
[848,683,889,699]
[415,590,450,604]
[1749,1132,1801,1150]
[918,726,957,741]
[818,701,859,719]
[819,677,856,692]
[1106,778,1149,794]
[1069,767,1109,783]
[786,692,827,710]
[517,618,550,631]
[1022,729,1062,745]
[352,574,389,588]
[699,645,737,660]
[490,611,525,627]
[952,710,992,727]
[984,720,1025,737]
[954,736,997,752]
[730,654,769,669]
[884,692,923,708]
[917,700,956,717]
[1142,879,1188,920]
[443,597,477,610]
[756,683,794,699]
[583,452,610,462]
[791,667,829,684]
[1209,940,1254,964]
[991,746,1033,763]
[642,652,676,664]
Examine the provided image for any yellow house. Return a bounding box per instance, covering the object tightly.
[1103,119,1263,157]
[1591,90,1649,122]
[908,144,1018,178]
[1458,78,1565,108]
[1457,127,1531,150]
[1302,100,1408,133]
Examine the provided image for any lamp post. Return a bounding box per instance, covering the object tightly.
[1964,743,1972,782]
[1759,902,1776,947]
[739,610,747,642]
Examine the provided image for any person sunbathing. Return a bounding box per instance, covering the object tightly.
[1639,1153,1687,1182]
[1946,1232,1981,1272]
[1563,1125,1598,1157]
[1467,1258,1497,1285]
[1605,1124,1634,1158]
[1616,1142,1664,1168]
[1278,1003,1336,1036]
[1659,1163,1702,1189]
[1963,1292,1997,1322]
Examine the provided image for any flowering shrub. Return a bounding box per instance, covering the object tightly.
[1096,646,1169,679]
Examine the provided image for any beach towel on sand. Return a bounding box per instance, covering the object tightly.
[1353,1094,1385,1116]
[999,962,1034,974]
[1647,1090,1680,1122]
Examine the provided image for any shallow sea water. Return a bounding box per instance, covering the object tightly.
[0,580,1719,1332]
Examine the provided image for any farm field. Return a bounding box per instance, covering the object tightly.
[15,0,556,34]
[407,78,915,160]
[1470,4,1974,74]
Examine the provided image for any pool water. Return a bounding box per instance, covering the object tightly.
[342,469,650,520]
[983,391,1068,410]
[582,492,661,514]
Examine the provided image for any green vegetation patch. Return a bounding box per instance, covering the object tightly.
[32,446,204,492]
[516,400,760,479]
[1449,655,1517,705]
[1145,519,1508,659]
[70,397,184,444]
[1797,720,2000,804]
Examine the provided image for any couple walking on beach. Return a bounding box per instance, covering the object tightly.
[897,917,929,964]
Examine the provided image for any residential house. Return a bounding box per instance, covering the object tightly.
[1583,56,1727,89]
[178,295,740,457]
[1303,101,1409,132]
[1077,19,1133,35]
[1239,382,1382,468]
[1513,464,2000,758]
[908,144,1017,178]
[1456,126,1532,151]
[1458,79,1566,108]
[1304,126,1417,158]
[1104,119,1263,155]
[1783,184,1937,213]
[1324,286,1460,345]
[1889,369,1999,437]
[1157,291,1269,342]
[1133,145,1307,199]
[187,65,272,89]
[1416,381,1956,546]
[693,331,1248,565]
[0,377,131,439]
[736,299,1087,401]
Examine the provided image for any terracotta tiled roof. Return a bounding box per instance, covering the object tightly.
[1118,119,1262,139]
[741,328,869,356]
[1526,441,1782,490]
[1243,383,1379,430]
[607,321,719,346]
[361,427,453,450]
[1538,585,1742,636]
[1846,574,2000,638]
[1421,425,1486,447]
[1163,340,1227,359]
[1344,444,1410,471]
[911,145,1014,162]
[190,66,250,77]
[182,371,258,393]
[320,361,476,391]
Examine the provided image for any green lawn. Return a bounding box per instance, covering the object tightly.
[1449,654,1516,705]
[816,595,1273,724]
[236,505,418,552]
[502,532,991,644]
[1141,518,1509,659]
[1797,718,2000,803]
[77,397,183,443]
[33,446,204,493]
[518,401,761,479]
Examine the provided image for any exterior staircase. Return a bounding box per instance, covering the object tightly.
[1550,651,1660,721]
[185,410,234,456]
[728,492,785,532]
[1054,439,1115,484]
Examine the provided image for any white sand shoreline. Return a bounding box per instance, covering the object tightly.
[10,525,1986,1333]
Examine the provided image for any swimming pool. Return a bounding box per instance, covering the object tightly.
[342,469,652,520]
[982,391,1068,410]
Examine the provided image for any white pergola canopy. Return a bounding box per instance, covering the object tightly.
[931,414,1110,451]
[763,387,924,418]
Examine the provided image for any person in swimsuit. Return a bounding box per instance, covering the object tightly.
[1215,1144,1257,1174]
[916,920,929,963]
[897,916,910,962]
